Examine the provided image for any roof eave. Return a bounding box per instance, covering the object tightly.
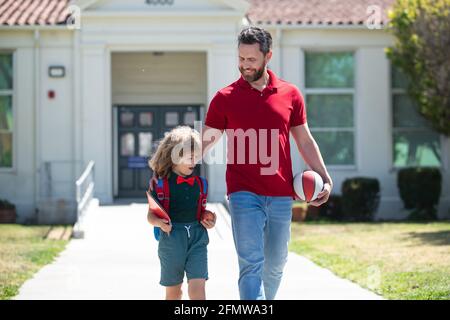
[0,25,72,31]
[253,22,389,31]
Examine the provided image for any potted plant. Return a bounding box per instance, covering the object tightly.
[292,201,308,222]
[0,199,16,223]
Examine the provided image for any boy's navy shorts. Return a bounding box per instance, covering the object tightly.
[158,221,209,286]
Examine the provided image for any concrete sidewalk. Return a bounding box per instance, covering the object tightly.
[15,201,383,300]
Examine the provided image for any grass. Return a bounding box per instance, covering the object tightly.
[0,224,71,300]
[289,221,450,300]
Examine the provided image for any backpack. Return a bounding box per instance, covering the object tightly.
[149,176,208,241]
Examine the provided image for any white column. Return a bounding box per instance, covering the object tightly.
[81,44,113,203]
[282,45,307,175]
[357,47,401,219]
[206,44,238,201]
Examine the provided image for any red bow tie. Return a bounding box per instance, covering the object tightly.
[176,176,195,186]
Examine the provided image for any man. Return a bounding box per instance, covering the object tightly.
[203,26,332,300]
[152,26,333,300]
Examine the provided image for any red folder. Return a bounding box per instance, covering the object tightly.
[146,191,171,222]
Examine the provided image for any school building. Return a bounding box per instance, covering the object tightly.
[0,0,449,223]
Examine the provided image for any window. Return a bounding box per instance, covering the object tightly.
[305,52,355,166]
[391,67,441,167]
[0,53,13,168]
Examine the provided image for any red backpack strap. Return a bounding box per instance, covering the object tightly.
[195,176,208,221]
[154,177,170,214]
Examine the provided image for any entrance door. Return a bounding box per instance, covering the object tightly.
[117,105,201,198]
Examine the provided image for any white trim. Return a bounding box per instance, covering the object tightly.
[353,49,360,172]
[302,46,360,53]
[113,106,118,197]
[256,23,387,31]
[104,45,212,52]
[0,26,71,31]
[82,10,244,18]
[304,88,355,95]
[0,23,379,31]
[325,165,358,171]
[218,0,250,12]
[105,47,113,203]
[72,29,82,184]
[0,50,15,173]
[74,0,101,11]
[76,0,249,13]
[310,128,354,132]
[34,30,41,207]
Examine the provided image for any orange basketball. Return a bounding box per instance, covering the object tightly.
[201,210,216,222]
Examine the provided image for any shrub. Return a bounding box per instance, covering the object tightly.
[0,199,15,210]
[341,177,380,221]
[397,167,442,220]
[318,195,343,221]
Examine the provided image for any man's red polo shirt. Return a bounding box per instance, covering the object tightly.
[205,69,307,197]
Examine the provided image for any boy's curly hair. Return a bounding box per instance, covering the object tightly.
[148,126,201,179]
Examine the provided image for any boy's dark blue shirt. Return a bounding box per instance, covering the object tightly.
[151,170,200,223]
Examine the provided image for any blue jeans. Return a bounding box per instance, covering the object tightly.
[228,191,293,300]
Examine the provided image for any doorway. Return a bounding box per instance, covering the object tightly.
[116,105,201,198]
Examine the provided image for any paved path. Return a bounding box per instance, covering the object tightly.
[15,200,383,300]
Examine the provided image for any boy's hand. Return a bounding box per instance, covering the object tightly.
[157,219,172,233]
[201,211,216,229]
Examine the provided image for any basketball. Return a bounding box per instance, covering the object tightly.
[201,210,216,222]
[293,170,324,202]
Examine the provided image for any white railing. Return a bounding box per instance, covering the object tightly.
[73,161,95,239]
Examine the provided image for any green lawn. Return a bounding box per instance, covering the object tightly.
[289,221,450,300]
[0,225,70,300]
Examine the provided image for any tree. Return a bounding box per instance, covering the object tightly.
[386,0,450,136]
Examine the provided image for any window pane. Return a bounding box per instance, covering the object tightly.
[139,132,153,157]
[306,94,353,128]
[139,112,153,127]
[0,132,12,167]
[120,133,135,156]
[165,112,179,126]
[392,66,409,89]
[305,52,354,88]
[0,54,13,90]
[0,96,13,131]
[184,112,196,126]
[311,131,354,165]
[393,130,441,167]
[120,111,134,127]
[393,94,430,128]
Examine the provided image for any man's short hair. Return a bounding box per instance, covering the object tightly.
[238,26,272,55]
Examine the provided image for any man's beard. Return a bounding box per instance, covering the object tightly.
[239,63,265,83]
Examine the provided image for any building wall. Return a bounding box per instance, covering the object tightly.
[1,17,448,221]
[0,29,75,223]
[277,28,450,219]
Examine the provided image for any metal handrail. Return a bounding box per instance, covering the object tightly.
[73,161,95,238]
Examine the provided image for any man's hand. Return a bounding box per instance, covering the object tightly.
[308,182,332,207]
